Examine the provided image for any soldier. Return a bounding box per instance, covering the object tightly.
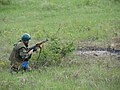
[9,33,37,73]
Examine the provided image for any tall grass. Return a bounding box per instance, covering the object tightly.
[0,0,120,89]
[0,54,120,90]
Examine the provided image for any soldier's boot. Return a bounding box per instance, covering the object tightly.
[22,65,32,74]
[26,65,32,71]
[10,66,19,74]
[10,67,14,74]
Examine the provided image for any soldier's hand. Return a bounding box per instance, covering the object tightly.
[28,49,33,54]
[39,45,42,48]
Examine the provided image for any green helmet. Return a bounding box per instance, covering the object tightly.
[21,33,31,41]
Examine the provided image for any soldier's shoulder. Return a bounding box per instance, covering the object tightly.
[16,42,25,49]
[17,42,24,45]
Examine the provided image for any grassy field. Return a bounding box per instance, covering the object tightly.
[0,0,120,90]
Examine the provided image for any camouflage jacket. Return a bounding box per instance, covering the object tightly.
[9,41,30,63]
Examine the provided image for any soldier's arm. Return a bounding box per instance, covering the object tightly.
[19,48,33,60]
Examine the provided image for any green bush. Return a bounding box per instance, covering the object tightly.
[30,36,75,68]
[0,0,11,5]
[114,0,120,2]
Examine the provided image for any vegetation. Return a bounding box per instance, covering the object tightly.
[0,0,120,90]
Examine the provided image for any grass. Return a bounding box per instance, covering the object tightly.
[0,55,120,90]
[0,0,120,90]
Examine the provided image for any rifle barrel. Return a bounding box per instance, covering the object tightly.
[28,39,48,51]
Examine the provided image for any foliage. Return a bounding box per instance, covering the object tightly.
[114,0,120,2]
[31,36,75,68]
[0,0,11,5]
[0,0,120,90]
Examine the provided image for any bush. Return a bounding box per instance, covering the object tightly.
[0,0,11,5]
[30,36,75,68]
[114,0,120,2]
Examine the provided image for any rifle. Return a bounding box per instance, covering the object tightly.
[28,39,48,52]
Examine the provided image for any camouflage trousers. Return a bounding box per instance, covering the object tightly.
[10,60,31,74]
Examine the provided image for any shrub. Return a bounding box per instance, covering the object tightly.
[0,0,11,5]
[114,0,120,2]
[30,36,75,68]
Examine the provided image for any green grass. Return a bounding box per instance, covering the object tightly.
[0,0,120,90]
[0,55,120,90]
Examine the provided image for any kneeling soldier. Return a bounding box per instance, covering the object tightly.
[9,33,34,74]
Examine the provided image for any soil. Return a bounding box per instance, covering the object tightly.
[76,46,118,58]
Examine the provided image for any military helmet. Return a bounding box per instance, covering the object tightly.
[21,33,31,41]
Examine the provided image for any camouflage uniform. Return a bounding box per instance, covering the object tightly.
[9,41,31,72]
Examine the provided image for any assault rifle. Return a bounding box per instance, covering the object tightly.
[28,39,48,52]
